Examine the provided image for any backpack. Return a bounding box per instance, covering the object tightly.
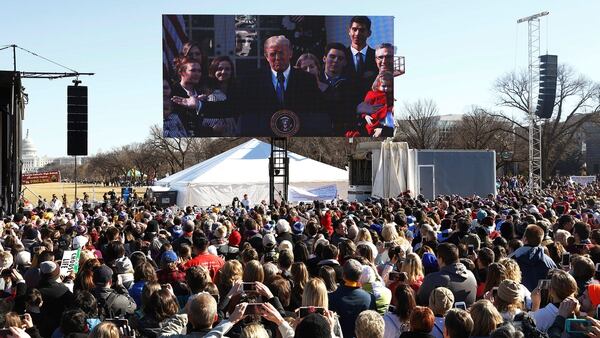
[97,291,118,320]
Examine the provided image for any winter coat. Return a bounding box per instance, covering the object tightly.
[417,262,477,306]
[510,245,557,291]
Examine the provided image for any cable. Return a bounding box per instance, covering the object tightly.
[0,45,13,51]
[545,15,549,54]
[514,23,519,71]
[15,45,78,73]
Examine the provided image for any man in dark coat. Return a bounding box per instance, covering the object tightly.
[417,243,478,307]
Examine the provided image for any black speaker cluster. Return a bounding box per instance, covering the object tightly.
[536,55,558,119]
[67,85,88,156]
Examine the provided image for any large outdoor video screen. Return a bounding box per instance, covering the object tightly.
[163,15,394,138]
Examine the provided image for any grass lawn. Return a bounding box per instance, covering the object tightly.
[21,182,147,203]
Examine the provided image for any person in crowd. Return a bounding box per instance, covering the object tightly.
[428,287,454,338]
[493,279,524,321]
[89,322,120,338]
[443,309,474,338]
[329,259,376,338]
[356,310,385,338]
[384,284,416,338]
[183,232,224,280]
[400,306,435,338]
[469,300,503,338]
[530,268,578,332]
[38,261,74,337]
[92,264,137,319]
[417,243,477,306]
[129,260,158,306]
[509,224,557,291]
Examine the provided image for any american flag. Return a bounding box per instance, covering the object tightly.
[162,15,188,78]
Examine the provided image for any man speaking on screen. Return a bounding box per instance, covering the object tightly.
[176,35,331,137]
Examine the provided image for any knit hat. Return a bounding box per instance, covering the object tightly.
[14,251,31,266]
[588,284,600,309]
[228,230,242,246]
[263,221,275,234]
[276,219,291,234]
[477,209,487,222]
[422,252,439,275]
[292,222,304,235]
[72,235,88,250]
[263,233,277,248]
[429,287,454,315]
[497,279,521,304]
[40,261,60,279]
[172,225,183,238]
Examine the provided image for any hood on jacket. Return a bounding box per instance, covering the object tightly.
[512,245,546,265]
[441,262,471,280]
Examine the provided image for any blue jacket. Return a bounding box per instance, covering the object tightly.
[329,284,376,338]
[511,245,557,291]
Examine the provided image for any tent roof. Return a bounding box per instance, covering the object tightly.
[157,139,347,186]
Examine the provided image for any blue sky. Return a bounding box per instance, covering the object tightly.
[2,1,599,157]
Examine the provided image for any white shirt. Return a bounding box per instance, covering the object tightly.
[531,303,558,332]
[270,65,291,91]
[350,45,369,71]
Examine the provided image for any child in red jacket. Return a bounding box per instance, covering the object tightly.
[363,71,394,137]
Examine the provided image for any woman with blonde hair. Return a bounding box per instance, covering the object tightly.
[400,253,424,292]
[355,228,378,257]
[469,300,503,337]
[302,278,342,338]
[497,258,532,309]
[215,260,243,298]
[89,322,120,338]
[243,259,264,283]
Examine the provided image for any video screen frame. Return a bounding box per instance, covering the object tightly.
[162,14,395,138]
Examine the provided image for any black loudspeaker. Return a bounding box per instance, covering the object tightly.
[535,55,558,119]
[67,85,88,156]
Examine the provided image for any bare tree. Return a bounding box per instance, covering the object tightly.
[395,99,444,149]
[492,65,600,177]
[147,125,201,173]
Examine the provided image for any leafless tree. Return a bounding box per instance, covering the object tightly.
[491,65,600,177]
[395,99,444,149]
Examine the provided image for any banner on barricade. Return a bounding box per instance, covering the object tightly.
[21,171,61,184]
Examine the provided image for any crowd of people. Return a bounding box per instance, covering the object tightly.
[163,16,396,138]
[1,176,600,337]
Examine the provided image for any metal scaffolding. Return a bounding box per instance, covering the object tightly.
[518,11,548,191]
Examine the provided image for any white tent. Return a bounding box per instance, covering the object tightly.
[155,139,348,206]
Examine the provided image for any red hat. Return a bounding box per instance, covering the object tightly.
[588,284,600,308]
[228,230,242,247]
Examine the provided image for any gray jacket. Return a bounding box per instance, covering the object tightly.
[417,262,477,306]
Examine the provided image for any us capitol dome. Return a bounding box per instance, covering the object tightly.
[21,130,52,173]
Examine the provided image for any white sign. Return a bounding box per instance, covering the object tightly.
[60,249,81,275]
[570,176,596,186]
